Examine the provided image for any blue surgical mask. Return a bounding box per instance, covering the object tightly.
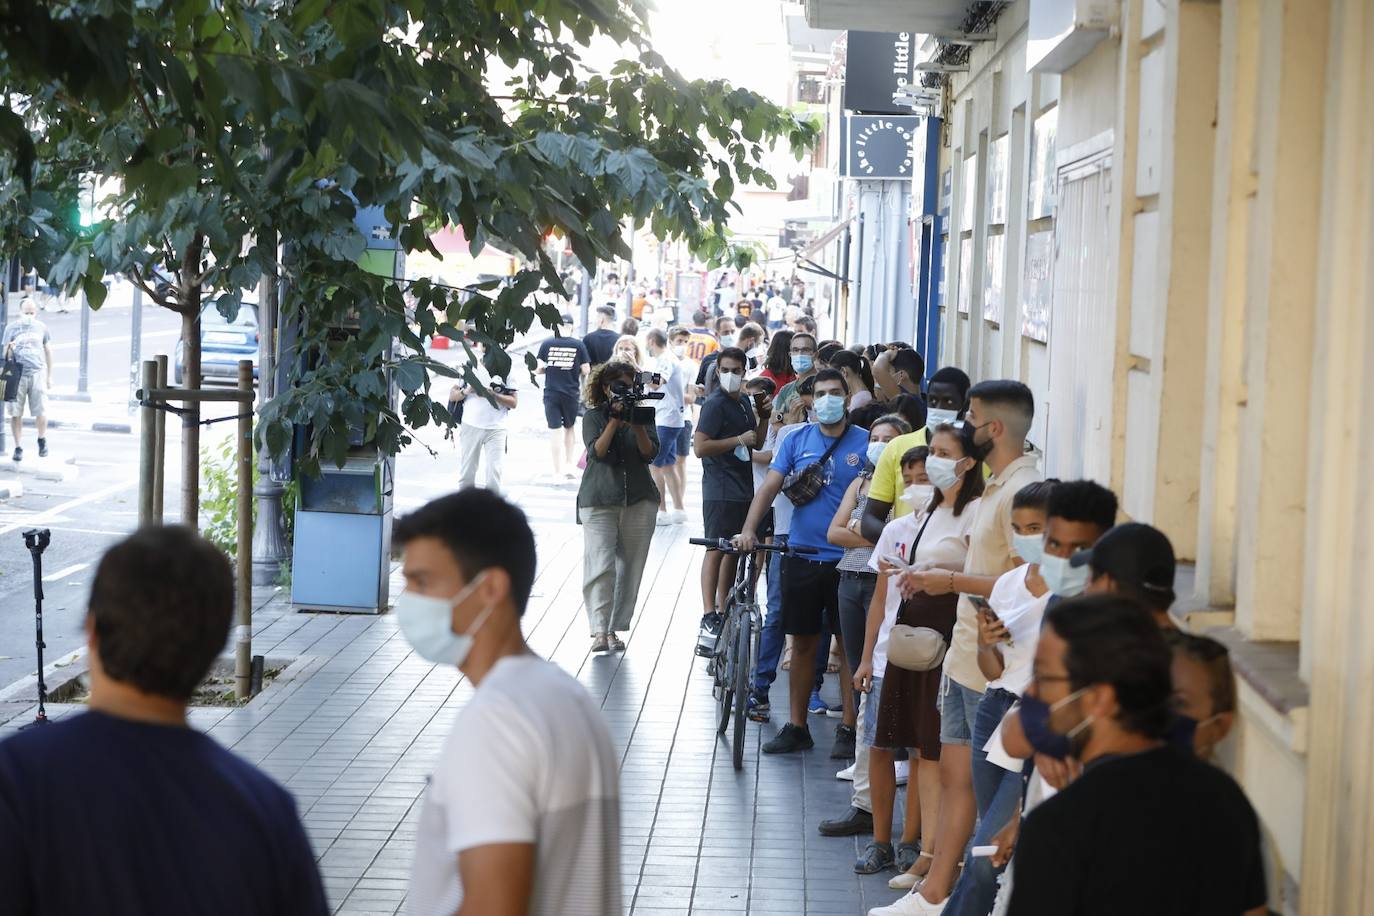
[1039,552,1090,597]
[720,334,735,348]
[925,407,959,433]
[395,572,493,667]
[792,353,814,373]
[924,454,964,491]
[814,394,845,424]
[1018,687,1093,760]
[1012,533,1045,566]
[733,444,750,462]
[866,442,887,467]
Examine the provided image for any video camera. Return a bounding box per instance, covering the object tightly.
[609,372,665,425]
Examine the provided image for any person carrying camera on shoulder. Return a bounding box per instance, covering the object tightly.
[577,359,662,654]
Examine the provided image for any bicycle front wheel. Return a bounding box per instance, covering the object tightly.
[717,613,736,736]
[731,610,752,770]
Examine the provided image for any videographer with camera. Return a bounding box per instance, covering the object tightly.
[577,359,663,654]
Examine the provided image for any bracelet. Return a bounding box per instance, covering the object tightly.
[948,571,955,592]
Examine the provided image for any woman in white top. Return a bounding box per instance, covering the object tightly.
[853,423,983,881]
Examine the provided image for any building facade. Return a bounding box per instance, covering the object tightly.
[802,1,1374,913]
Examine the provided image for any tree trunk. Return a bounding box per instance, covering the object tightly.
[180,240,204,529]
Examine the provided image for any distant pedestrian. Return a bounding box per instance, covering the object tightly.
[0,526,328,915]
[2,296,53,461]
[536,315,590,480]
[455,343,517,495]
[395,491,621,916]
[582,305,620,367]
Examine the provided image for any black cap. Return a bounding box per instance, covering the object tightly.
[1070,522,1176,601]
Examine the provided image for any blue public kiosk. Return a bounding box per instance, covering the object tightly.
[290,205,401,614]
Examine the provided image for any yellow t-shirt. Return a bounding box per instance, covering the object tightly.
[868,429,930,517]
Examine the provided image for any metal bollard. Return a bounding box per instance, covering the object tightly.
[138,361,157,527]
[153,354,168,522]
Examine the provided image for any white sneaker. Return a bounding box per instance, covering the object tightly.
[835,762,856,781]
[670,510,687,524]
[867,890,946,916]
[656,511,672,526]
[895,759,910,786]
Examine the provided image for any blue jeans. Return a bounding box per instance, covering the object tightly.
[944,687,1023,916]
[753,543,831,695]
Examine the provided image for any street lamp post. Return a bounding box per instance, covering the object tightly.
[251,251,289,587]
[76,289,90,399]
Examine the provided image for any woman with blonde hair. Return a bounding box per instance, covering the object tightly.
[613,334,644,368]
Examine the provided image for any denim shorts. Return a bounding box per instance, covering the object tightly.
[858,677,884,748]
[938,674,985,746]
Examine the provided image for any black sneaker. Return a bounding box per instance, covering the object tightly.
[36,437,47,458]
[854,840,896,875]
[818,805,873,837]
[762,723,813,755]
[695,612,723,658]
[11,447,20,462]
[830,724,856,760]
[747,690,771,722]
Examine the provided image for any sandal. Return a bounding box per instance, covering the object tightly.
[591,634,609,654]
[608,633,626,652]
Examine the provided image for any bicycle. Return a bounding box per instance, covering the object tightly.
[690,537,817,770]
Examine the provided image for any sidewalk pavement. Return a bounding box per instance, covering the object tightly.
[0,482,906,916]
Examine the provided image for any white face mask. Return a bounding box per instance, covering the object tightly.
[901,483,934,509]
[926,407,959,433]
[1039,553,1090,597]
[718,370,742,393]
[925,454,965,491]
[671,344,686,358]
[394,572,494,667]
[866,442,888,466]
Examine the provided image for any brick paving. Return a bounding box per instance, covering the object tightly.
[0,404,913,915]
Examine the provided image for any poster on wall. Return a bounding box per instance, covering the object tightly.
[962,153,978,231]
[984,232,1005,322]
[1029,108,1059,220]
[938,235,949,310]
[1022,228,1053,341]
[939,168,952,222]
[987,134,1009,225]
[957,236,973,315]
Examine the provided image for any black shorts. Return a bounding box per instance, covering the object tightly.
[544,392,579,429]
[780,556,841,636]
[702,500,750,544]
[757,508,775,540]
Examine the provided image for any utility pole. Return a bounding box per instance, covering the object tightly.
[76,289,90,399]
[1,256,9,454]
[128,283,142,412]
[251,247,289,587]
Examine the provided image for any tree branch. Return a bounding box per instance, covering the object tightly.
[128,264,176,311]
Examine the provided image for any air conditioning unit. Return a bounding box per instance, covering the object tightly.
[1027,0,1117,73]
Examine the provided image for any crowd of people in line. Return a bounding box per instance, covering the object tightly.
[0,291,1269,916]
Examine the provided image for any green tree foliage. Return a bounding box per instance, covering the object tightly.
[0,0,816,474]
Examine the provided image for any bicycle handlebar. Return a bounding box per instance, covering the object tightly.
[689,538,819,556]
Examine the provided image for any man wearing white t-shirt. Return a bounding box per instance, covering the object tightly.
[395,491,621,916]
[455,346,518,494]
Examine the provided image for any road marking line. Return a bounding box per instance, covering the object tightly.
[0,479,136,536]
[42,562,89,583]
[50,328,180,351]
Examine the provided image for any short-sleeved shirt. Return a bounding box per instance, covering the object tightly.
[463,370,514,430]
[409,655,621,916]
[0,711,328,916]
[983,564,1051,696]
[685,329,719,363]
[582,328,619,367]
[947,453,1042,693]
[773,371,817,419]
[537,337,588,400]
[763,422,806,534]
[1009,747,1266,916]
[769,423,870,562]
[869,428,932,517]
[696,389,757,502]
[650,355,686,429]
[1,318,50,372]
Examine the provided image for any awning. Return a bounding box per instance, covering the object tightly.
[801,219,852,259]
